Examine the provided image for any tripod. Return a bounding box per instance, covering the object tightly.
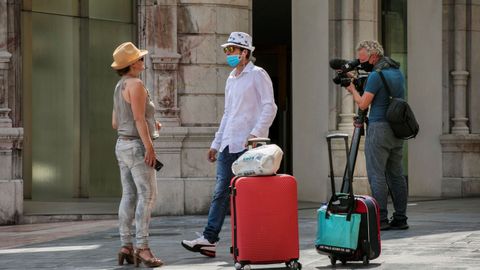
[339,108,368,194]
[338,107,400,203]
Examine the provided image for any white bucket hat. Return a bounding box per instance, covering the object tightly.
[221,32,255,52]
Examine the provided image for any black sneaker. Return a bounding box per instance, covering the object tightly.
[380,219,391,231]
[389,218,409,230]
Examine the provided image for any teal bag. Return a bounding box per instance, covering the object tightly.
[315,207,361,252]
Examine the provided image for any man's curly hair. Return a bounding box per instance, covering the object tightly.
[356,40,384,57]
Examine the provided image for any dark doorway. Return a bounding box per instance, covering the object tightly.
[253,0,292,173]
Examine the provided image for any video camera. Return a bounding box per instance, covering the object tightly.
[329,58,369,94]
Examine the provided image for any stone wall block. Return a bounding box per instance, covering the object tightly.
[178,65,218,94]
[443,152,463,177]
[463,153,480,177]
[442,178,463,197]
[216,6,249,34]
[181,148,216,177]
[178,5,216,34]
[178,34,216,64]
[152,179,185,215]
[184,179,215,214]
[179,94,217,125]
[463,179,480,196]
[0,180,21,224]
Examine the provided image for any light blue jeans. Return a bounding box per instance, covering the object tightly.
[365,122,408,222]
[115,139,157,248]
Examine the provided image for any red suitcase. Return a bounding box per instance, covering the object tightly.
[230,174,302,270]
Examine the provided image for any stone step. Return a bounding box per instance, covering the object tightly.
[20,214,117,224]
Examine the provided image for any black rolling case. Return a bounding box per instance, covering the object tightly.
[315,133,381,266]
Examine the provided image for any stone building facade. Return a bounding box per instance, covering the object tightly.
[0,0,479,224]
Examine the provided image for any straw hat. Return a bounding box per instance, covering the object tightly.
[111,42,148,70]
[221,32,255,52]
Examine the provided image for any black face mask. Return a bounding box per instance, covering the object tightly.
[361,62,374,72]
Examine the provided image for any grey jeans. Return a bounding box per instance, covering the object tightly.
[115,139,157,248]
[365,122,408,221]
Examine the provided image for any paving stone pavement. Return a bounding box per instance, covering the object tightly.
[0,198,479,270]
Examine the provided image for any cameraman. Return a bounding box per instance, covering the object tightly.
[345,40,409,230]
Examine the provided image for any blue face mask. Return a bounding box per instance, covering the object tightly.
[226,55,241,68]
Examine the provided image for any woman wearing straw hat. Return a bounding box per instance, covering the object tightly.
[111,42,163,268]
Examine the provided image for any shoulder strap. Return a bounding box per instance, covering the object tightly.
[377,70,394,99]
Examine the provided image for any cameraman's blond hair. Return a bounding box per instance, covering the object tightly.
[357,40,384,57]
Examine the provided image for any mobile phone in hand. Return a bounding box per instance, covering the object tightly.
[155,159,164,171]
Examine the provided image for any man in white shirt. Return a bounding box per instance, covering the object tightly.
[181,32,278,257]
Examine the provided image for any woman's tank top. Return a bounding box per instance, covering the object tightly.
[113,77,158,139]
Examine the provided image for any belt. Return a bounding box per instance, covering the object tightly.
[118,136,140,141]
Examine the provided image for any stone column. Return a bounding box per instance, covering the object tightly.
[451,0,469,134]
[337,0,355,132]
[139,0,181,126]
[292,0,331,202]
[138,0,188,215]
[408,0,443,197]
[0,0,23,225]
[440,1,480,197]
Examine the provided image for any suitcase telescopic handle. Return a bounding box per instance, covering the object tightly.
[326,133,355,220]
[326,133,350,197]
[247,137,270,149]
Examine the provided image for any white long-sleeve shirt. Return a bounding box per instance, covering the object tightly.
[211,61,278,153]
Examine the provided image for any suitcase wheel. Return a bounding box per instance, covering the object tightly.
[362,255,370,265]
[234,262,250,270]
[286,260,302,270]
[329,256,336,266]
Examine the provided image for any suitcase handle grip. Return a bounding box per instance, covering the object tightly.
[247,137,270,144]
[326,133,349,140]
[247,137,270,149]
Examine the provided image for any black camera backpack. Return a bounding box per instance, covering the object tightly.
[377,70,419,140]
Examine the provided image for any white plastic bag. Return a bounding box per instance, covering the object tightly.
[232,144,284,176]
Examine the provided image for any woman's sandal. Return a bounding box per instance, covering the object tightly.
[134,247,164,268]
[118,245,134,265]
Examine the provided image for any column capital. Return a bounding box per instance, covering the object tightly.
[0,51,12,70]
[150,52,181,71]
[0,127,23,149]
